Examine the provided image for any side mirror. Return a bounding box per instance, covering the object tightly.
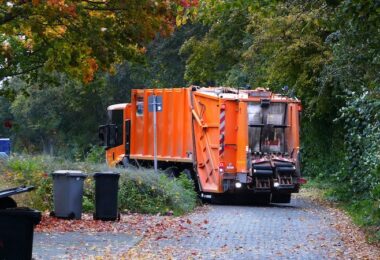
[98,124,117,149]
[108,124,117,147]
[99,125,107,146]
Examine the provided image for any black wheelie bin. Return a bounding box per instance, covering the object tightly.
[0,186,41,260]
[93,172,120,221]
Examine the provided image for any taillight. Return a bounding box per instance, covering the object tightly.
[219,162,224,173]
[298,178,307,184]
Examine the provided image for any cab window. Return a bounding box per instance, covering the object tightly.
[109,109,123,146]
[136,96,144,116]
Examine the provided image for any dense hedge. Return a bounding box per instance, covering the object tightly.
[0,155,198,216]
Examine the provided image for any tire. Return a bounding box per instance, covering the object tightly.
[164,167,178,178]
[182,169,193,180]
[271,193,291,203]
[210,194,226,204]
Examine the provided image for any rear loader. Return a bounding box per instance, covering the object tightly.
[99,86,306,203]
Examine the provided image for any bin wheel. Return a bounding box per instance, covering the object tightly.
[117,212,121,222]
[49,211,56,217]
[0,197,17,209]
[68,212,76,219]
[93,213,98,220]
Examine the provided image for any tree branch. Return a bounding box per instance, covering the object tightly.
[1,64,44,78]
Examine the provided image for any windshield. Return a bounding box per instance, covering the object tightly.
[248,102,287,153]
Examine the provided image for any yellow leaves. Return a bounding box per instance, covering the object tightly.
[82,57,99,84]
[32,0,40,6]
[43,25,67,38]
[47,0,65,7]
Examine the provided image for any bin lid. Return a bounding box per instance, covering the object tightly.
[0,186,34,199]
[0,207,41,225]
[93,172,120,178]
[52,170,87,178]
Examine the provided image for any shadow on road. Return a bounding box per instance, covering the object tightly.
[201,193,300,209]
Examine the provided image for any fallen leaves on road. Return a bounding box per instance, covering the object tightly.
[296,190,380,260]
[35,206,210,239]
[327,207,380,259]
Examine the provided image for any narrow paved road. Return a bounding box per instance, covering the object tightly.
[134,197,347,259]
[34,194,375,259]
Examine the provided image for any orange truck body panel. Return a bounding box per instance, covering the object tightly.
[129,88,193,163]
[104,86,302,195]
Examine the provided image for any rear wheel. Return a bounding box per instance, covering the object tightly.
[164,167,179,178]
[182,169,192,180]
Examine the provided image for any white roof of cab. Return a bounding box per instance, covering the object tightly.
[107,103,127,111]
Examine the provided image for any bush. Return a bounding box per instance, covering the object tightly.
[118,168,198,215]
[0,155,198,215]
[0,155,54,210]
[85,145,105,164]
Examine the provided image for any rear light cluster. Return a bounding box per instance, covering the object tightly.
[219,162,224,173]
[298,178,307,184]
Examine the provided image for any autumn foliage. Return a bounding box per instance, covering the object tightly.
[0,0,182,82]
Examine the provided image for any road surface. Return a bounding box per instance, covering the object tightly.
[33,195,373,259]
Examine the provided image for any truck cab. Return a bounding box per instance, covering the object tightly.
[99,103,131,167]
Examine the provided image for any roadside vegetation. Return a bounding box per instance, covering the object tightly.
[0,0,378,241]
[0,155,197,216]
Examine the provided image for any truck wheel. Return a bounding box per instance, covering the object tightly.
[164,167,178,178]
[210,194,226,204]
[271,193,291,203]
[182,169,192,180]
[121,157,129,168]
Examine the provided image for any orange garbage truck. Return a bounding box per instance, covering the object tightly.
[99,86,305,203]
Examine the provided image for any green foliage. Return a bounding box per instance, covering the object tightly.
[0,155,54,210]
[82,178,95,212]
[118,168,198,215]
[0,155,105,211]
[0,155,197,215]
[85,145,105,164]
[337,90,380,194]
[1,72,110,157]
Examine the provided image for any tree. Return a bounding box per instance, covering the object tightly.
[0,0,180,83]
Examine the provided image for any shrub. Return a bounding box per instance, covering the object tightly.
[118,168,198,215]
[85,145,105,164]
[0,155,198,215]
